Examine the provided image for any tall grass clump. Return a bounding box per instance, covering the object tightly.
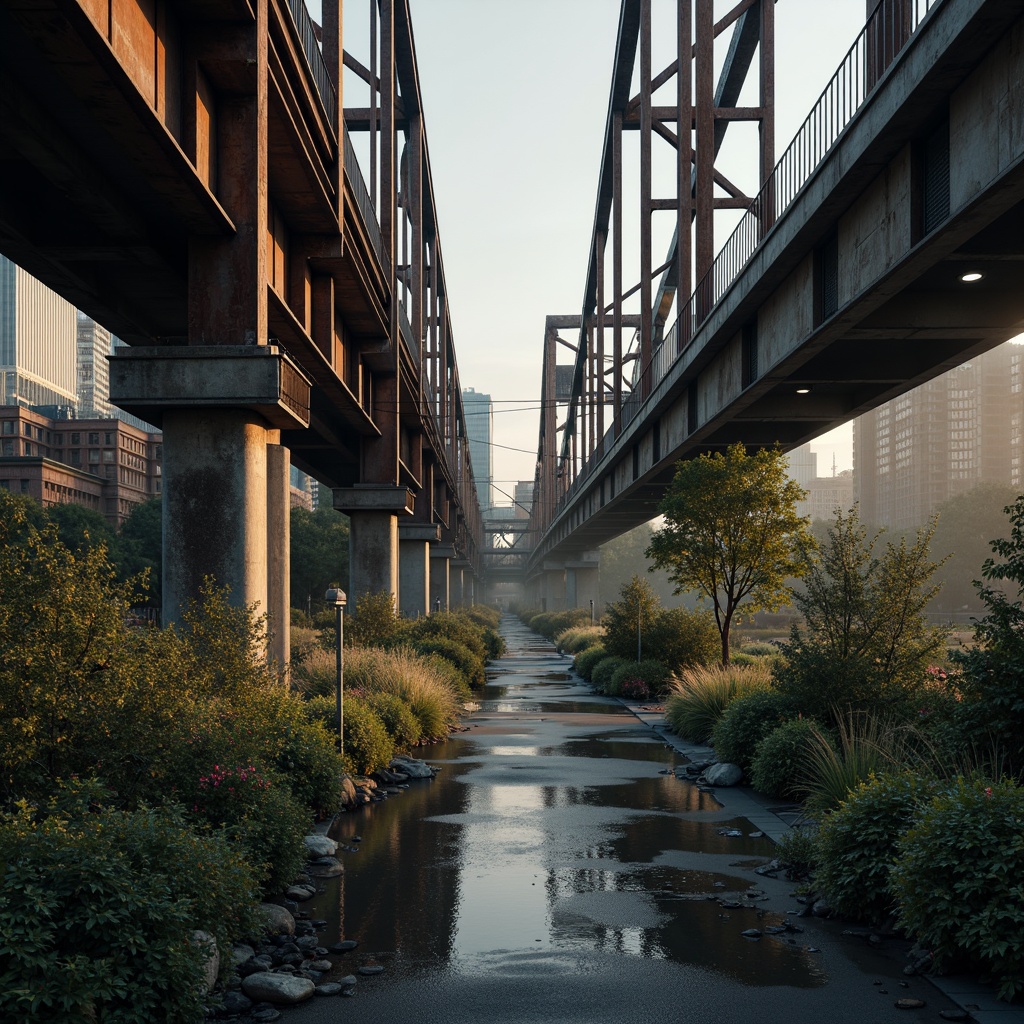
[802,712,911,814]
[344,646,461,739]
[555,625,604,654]
[664,663,772,743]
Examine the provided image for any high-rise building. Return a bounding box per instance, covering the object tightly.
[463,387,493,512]
[76,311,113,419]
[514,480,534,520]
[854,342,1022,529]
[787,442,853,523]
[0,255,78,411]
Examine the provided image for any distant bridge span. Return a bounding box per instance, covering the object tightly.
[525,0,1024,607]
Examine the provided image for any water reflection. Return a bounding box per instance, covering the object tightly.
[309,622,827,992]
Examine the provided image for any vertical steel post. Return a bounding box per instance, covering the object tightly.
[677,0,693,350]
[639,0,653,400]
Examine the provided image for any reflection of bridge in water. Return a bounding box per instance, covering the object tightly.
[521,0,1024,610]
[0,0,486,654]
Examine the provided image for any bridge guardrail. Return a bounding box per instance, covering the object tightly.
[285,0,337,124]
[343,126,387,272]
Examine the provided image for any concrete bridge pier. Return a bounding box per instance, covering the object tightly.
[109,346,311,669]
[430,544,454,612]
[398,522,440,618]
[565,554,601,615]
[333,486,415,605]
[541,562,567,611]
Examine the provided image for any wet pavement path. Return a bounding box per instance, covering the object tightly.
[288,616,971,1024]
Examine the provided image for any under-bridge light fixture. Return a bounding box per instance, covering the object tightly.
[960,271,984,282]
[795,385,812,395]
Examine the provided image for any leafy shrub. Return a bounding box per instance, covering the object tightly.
[0,791,260,1023]
[802,712,910,815]
[740,641,780,656]
[555,625,604,654]
[891,777,1024,1000]
[608,659,670,698]
[620,678,651,701]
[573,644,607,680]
[366,691,422,749]
[712,689,795,772]
[227,782,312,894]
[814,771,929,925]
[345,590,400,648]
[775,828,817,879]
[665,663,773,743]
[464,604,501,630]
[342,695,395,776]
[411,636,485,688]
[646,606,721,672]
[398,611,489,663]
[591,656,630,691]
[529,608,591,640]
[750,717,821,800]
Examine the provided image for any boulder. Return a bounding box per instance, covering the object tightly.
[258,903,296,936]
[241,972,316,1005]
[303,834,337,858]
[703,762,743,787]
[307,856,344,877]
[391,756,434,779]
[191,930,219,993]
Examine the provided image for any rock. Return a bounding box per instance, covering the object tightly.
[241,972,316,1005]
[306,959,333,972]
[259,904,296,936]
[358,965,385,976]
[704,763,743,786]
[190,930,219,993]
[304,834,337,858]
[221,990,254,1014]
[894,998,926,1009]
[741,929,762,939]
[296,936,320,951]
[251,1010,283,1023]
[938,1011,969,1021]
[238,955,274,977]
[286,884,317,902]
[315,983,345,996]
[330,940,359,953]
[337,975,358,987]
[391,756,435,779]
[231,943,256,967]
[340,775,358,806]
[811,899,833,918]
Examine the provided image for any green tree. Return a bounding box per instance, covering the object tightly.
[598,522,683,607]
[647,443,810,664]
[929,483,1019,614]
[950,495,1024,771]
[776,506,946,718]
[46,501,116,556]
[291,505,349,614]
[602,575,662,662]
[117,496,162,604]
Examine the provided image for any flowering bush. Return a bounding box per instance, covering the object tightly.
[620,678,651,701]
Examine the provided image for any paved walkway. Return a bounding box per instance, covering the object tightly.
[620,698,1024,1023]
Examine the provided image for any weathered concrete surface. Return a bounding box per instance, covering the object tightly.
[288,617,998,1024]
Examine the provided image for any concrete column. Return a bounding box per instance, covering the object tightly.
[161,408,270,622]
[266,440,290,673]
[450,566,464,608]
[333,485,414,605]
[430,544,454,612]
[542,561,567,611]
[349,512,399,600]
[464,574,475,607]
[398,522,439,619]
[566,553,601,615]
[108,345,313,665]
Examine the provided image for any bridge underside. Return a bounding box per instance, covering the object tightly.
[529,0,1024,573]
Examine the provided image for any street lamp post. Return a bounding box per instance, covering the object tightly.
[325,586,347,754]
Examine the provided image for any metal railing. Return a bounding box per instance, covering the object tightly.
[284,0,337,124]
[553,0,942,526]
[343,125,387,271]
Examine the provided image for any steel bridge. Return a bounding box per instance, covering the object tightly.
[522,0,1024,609]
[0,0,484,660]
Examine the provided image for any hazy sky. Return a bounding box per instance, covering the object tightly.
[339,1,870,497]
